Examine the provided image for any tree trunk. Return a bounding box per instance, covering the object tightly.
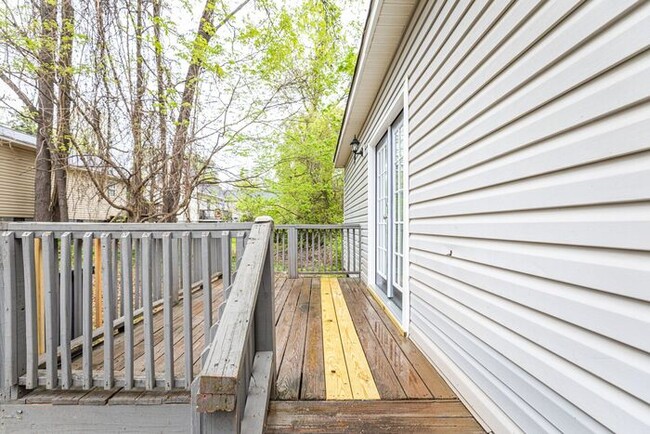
[53,0,74,222]
[34,0,58,222]
[130,0,146,221]
[163,0,251,221]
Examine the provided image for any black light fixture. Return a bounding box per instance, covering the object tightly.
[350,136,364,159]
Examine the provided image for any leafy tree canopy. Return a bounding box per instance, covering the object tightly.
[236,0,362,224]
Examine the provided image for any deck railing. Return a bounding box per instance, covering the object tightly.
[273,224,362,278]
[199,221,363,278]
[0,222,254,399]
[0,219,355,432]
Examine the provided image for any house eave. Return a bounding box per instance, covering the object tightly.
[334,0,418,168]
[0,125,36,150]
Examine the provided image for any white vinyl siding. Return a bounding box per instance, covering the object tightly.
[342,0,650,432]
[343,149,369,282]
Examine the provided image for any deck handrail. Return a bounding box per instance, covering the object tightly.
[192,216,275,433]
[0,223,244,399]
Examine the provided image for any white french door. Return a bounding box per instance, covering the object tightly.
[375,113,404,309]
[376,136,389,288]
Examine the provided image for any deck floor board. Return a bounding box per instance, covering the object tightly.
[20,276,467,410]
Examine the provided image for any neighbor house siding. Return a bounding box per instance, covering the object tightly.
[343,152,368,282]
[343,0,650,432]
[67,169,125,221]
[0,142,35,219]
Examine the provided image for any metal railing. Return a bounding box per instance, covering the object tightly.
[273,224,361,278]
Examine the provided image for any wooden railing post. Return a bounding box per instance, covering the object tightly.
[287,226,298,278]
[193,217,275,434]
[1,231,18,400]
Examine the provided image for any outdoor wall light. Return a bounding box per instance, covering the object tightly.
[351,136,364,158]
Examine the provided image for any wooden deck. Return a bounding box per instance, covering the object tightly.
[11,275,481,432]
[274,276,456,401]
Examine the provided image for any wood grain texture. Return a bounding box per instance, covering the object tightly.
[300,277,325,400]
[351,279,455,399]
[320,277,352,400]
[339,279,406,399]
[275,278,310,400]
[22,276,460,407]
[327,277,379,399]
[266,400,484,433]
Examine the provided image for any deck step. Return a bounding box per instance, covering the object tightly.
[265,400,484,433]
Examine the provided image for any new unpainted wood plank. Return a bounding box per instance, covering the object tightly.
[352,279,456,399]
[339,279,406,400]
[275,278,311,400]
[328,277,379,400]
[300,278,325,400]
[320,277,352,400]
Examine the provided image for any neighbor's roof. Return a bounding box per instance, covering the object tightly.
[334,0,418,168]
[0,125,36,150]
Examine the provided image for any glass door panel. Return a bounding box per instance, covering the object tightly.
[391,114,404,307]
[375,135,389,293]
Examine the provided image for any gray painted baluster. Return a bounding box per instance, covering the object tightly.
[201,232,212,347]
[101,233,114,389]
[21,232,37,389]
[162,232,175,390]
[1,231,17,393]
[221,231,231,291]
[134,238,141,310]
[82,233,94,389]
[111,238,118,318]
[142,233,155,389]
[72,238,82,338]
[121,233,134,389]
[42,232,58,389]
[236,231,245,266]
[59,232,73,389]
[181,232,193,388]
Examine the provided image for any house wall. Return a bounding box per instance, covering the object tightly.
[0,141,35,219]
[66,169,125,221]
[343,1,650,432]
[343,153,368,281]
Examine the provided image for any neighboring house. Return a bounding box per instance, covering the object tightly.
[185,183,238,222]
[0,126,126,221]
[66,164,126,222]
[336,2,649,433]
[0,126,37,220]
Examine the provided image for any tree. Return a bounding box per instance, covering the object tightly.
[235,0,360,224]
[1,0,304,221]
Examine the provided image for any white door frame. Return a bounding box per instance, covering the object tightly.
[366,78,410,333]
